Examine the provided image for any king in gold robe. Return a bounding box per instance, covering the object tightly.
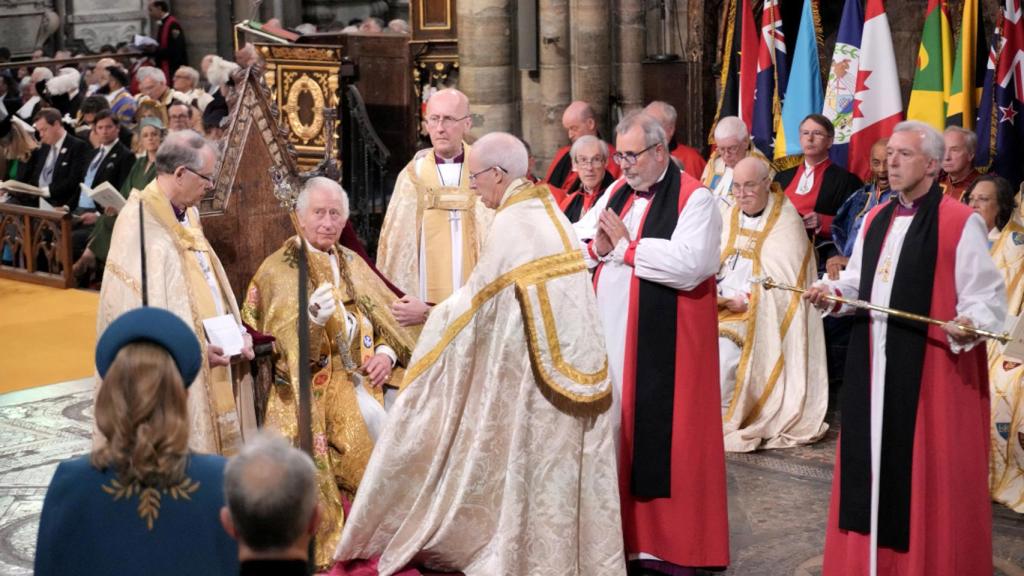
[375,143,493,303]
[335,176,624,575]
[99,180,255,455]
[717,184,828,452]
[987,214,1024,513]
[241,237,416,570]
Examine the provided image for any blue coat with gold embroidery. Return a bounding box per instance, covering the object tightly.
[35,453,238,575]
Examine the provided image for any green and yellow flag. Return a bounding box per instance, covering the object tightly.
[946,0,985,129]
[906,0,954,130]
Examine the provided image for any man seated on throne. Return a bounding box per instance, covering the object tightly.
[241,177,416,571]
[717,157,829,452]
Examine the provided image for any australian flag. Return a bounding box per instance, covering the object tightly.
[751,0,789,157]
[978,1,1024,189]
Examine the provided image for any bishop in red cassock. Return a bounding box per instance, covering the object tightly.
[574,111,730,574]
[545,100,620,196]
[644,100,707,177]
[806,121,1006,576]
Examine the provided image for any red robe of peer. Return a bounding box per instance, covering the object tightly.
[822,197,992,576]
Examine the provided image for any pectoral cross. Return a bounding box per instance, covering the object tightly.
[878,254,893,284]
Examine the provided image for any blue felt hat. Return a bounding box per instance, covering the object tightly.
[95,308,202,387]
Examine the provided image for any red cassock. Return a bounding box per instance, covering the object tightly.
[596,171,730,569]
[822,197,992,576]
[670,143,707,177]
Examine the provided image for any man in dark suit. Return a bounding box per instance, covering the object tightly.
[21,107,91,209]
[71,109,136,267]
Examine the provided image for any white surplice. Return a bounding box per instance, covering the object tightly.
[820,206,1005,576]
[573,171,722,443]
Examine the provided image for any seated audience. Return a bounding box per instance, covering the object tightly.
[71,109,136,274]
[701,115,774,206]
[136,66,180,107]
[76,116,165,280]
[220,433,320,575]
[0,107,38,186]
[773,113,862,267]
[172,65,212,110]
[828,138,892,279]
[35,307,239,576]
[359,17,385,33]
[717,157,828,452]
[965,175,1024,514]
[167,100,193,132]
[21,107,90,208]
[545,100,620,194]
[105,66,136,124]
[938,125,981,200]
[559,134,615,223]
[387,19,410,34]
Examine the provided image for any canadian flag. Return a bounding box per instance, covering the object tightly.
[848,0,904,181]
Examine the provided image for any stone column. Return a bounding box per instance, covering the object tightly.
[537,0,571,170]
[458,0,515,135]
[571,0,612,136]
[615,0,645,116]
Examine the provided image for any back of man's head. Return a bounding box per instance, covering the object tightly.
[222,432,318,554]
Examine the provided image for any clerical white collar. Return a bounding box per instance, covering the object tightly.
[804,157,828,171]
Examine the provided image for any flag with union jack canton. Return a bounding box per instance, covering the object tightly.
[978,1,1024,189]
[751,0,789,158]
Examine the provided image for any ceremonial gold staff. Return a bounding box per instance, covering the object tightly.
[754,276,1012,344]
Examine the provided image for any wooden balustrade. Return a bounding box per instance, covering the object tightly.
[0,204,75,289]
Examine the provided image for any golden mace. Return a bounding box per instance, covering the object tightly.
[755,277,1012,344]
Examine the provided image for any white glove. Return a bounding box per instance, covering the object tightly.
[308,283,336,326]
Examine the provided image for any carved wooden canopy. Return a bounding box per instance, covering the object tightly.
[200,65,302,302]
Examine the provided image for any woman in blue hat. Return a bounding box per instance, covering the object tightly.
[34,307,239,575]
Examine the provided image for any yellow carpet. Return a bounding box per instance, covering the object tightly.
[0,278,99,394]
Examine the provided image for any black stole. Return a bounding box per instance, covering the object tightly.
[547,149,574,189]
[563,171,615,223]
[839,184,941,550]
[606,166,683,498]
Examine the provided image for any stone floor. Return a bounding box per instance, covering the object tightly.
[1,380,1022,575]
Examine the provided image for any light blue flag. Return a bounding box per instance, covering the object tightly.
[775,0,823,159]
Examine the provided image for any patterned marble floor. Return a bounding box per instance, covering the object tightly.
[1,381,1022,575]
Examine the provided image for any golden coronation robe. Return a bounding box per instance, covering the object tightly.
[334,179,625,575]
[375,144,493,302]
[241,238,417,570]
[988,215,1024,513]
[717,189,828,452]
[98,181,255,455]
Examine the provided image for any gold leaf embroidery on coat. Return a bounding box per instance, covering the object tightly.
[101,476,201,531]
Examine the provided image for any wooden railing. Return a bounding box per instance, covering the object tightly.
[0,204,74,288]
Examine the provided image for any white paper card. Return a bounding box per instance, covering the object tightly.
[202,314,244,357]
[81,181,126,210]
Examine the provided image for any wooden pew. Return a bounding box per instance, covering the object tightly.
[0,204,74,289]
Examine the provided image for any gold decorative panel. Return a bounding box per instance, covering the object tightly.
[257,43,343,171]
